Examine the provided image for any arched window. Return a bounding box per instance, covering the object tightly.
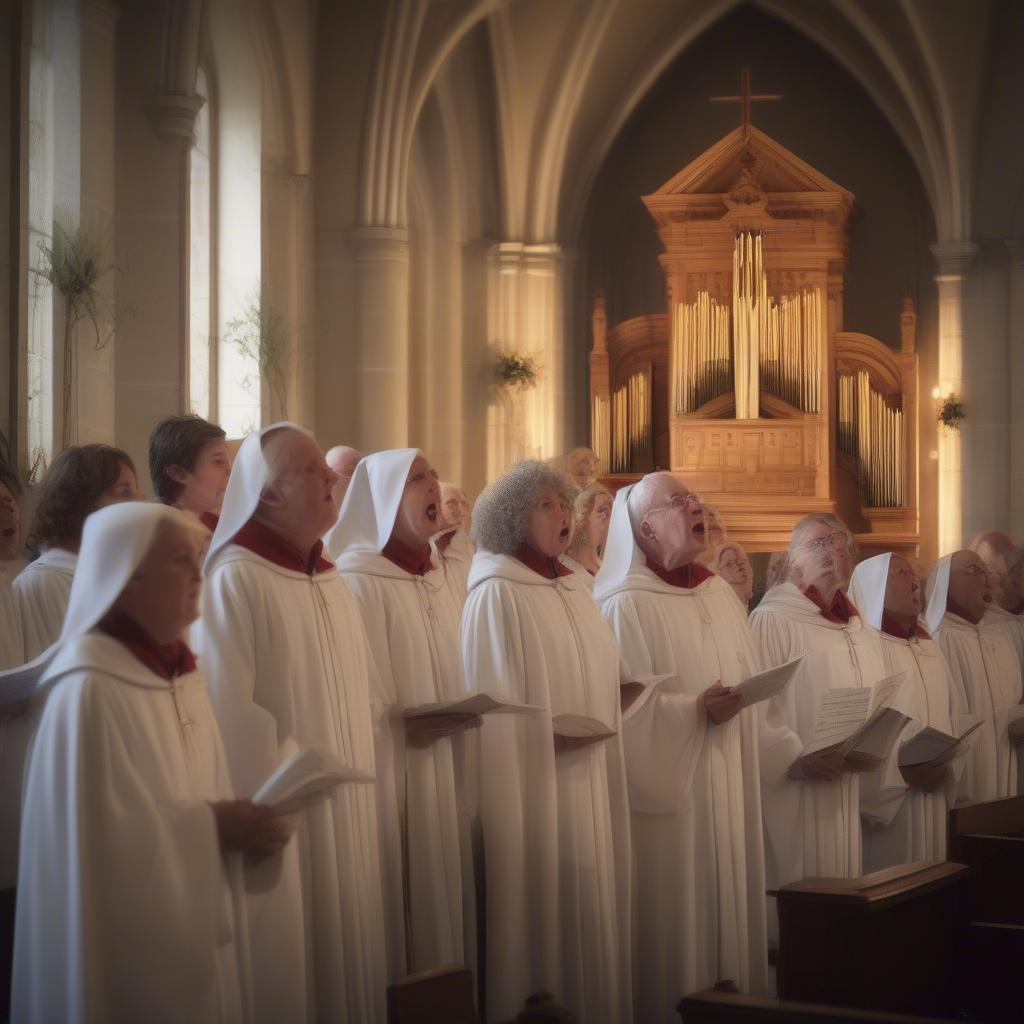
[188,65,213,420]
[26,0,80,473]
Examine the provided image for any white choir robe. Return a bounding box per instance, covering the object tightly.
[861,633,961,870]
[599,570,770,1017]
[985,604,1024,671]
[933,612,1021,802]
[559,553,596,590]
[14,547,77,658]
[0,560,25,888]
[433,529,473,605]
[197,545,387,1024]
[461,552,632,1024]
[12,633,248,1023]
[749,583,888,890]
[339,550,472,977]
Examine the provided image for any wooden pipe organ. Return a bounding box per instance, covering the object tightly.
[589,124,919,555]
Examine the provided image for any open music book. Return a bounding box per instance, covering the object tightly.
[804,672,910,764]
[254,746,374,815]
[898,718,983,768]
[731,656,804,709]
[404,692,546,719]
[551,713,617,740]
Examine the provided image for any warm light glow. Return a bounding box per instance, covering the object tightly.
[931,386,942,400]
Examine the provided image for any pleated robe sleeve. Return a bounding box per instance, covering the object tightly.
[196,562,281,797]
[602,590,706,813]
[13,674,231,1024]
[748,612,804,787]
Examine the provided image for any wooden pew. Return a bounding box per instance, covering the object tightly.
[678,989,962,1024]
[770,861,968,1019]
[948,796,1024,1021]
[387,965,476,1024]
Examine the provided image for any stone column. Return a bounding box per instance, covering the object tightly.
[346,225,410,451]
[77,0,119,445]
[931,240,978,554]
[1008,238,1024,538]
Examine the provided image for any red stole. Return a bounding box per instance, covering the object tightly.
[880,610,930,640]
[382,534,433,576]
[803,585,860,624]
[98,608,197,680]
[515,543,573,580]
[946,597,982,626]
[646,559,714,589]
[231,517,334,576]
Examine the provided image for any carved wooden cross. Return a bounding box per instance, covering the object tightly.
[711,68,782,134]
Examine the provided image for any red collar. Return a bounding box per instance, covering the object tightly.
[98,609,197,681]
[646,559,714,589]
[232,517,333,575]
[515,543,574,580]
[162,498,220,533]
[946,597,982,625]
[880,610,930,640]
[382,533,434,576]
[803,585,860,624]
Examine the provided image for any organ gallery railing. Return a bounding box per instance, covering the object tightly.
[838,370,904,507]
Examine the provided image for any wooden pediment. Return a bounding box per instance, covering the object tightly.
[643,126,854,228]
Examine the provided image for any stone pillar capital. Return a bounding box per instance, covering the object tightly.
[931,240,979,278]
[146,93,204,144]
[345,225,409,261]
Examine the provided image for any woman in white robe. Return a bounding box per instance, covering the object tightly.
[924,551,1021,802]
[14,444,142,657]
[749,515,889,892]
[2,503,286,1023]
[326,448,473,978]
[197,423,387,1024]
[460,460,631,1024]
[849,553,961,868]
[560,482,613,588]
[594,479,769,1017]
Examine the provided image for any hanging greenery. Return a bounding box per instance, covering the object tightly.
[494,352,539,392]
[937,393,965,430]
[222,289,292,420]
[31,212,115,449]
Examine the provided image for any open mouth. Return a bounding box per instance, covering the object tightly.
[559,526,570,540]
[426,503,438,522]
[692,523,705,537]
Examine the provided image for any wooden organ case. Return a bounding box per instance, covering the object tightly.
[589,123,919,556]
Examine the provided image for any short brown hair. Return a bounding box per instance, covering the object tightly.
[28,444,137,549]
[149,415,226,502]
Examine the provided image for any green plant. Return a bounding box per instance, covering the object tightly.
[223,290,291,420]
[938,393,965,430]
[494,352,539,392]
[31,212,115,448]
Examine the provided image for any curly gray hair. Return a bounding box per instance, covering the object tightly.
[472,460,574,555]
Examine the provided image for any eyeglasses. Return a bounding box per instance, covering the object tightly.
[800,531,851,553]
[646,492,701,518]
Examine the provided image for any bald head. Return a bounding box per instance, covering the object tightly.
[627,472,706,570]
[325,445,361,505]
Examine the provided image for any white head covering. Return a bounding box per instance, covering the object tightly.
[922,554,954,635]
[848,552,894,631]
[592,483,645,602]
[205,421,309,568]
[323,448,419,559]
[0,503,205,704]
